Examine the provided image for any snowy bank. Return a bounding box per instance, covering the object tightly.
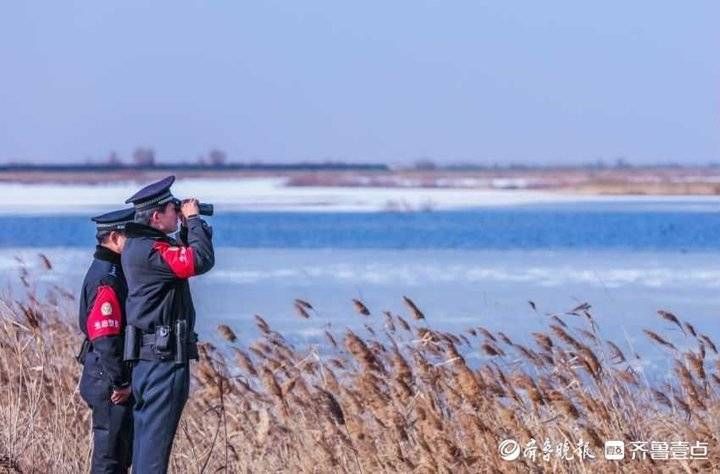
[1,177,718,214]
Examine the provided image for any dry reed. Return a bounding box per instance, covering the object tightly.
[0,257,718,473]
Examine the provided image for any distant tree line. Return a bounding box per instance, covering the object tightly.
[0,147,389,172]
[1,147,713,172]
[409,157,712,171]
[123,148,228,167]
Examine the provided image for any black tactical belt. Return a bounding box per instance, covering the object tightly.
[137,328,199,363]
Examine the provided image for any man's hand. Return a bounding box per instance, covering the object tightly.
[180,198,200,221]
[111,385,132,405]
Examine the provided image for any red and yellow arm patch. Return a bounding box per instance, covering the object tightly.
[153,241,196,278]
[86,285,122,340]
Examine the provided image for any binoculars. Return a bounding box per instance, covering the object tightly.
[196,203,214,216]
[173,199,214,216]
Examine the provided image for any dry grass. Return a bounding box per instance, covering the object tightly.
[1,259,719,473]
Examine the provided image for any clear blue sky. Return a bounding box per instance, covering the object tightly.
[1,1,718,165]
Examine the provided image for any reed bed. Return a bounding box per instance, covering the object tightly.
[0,257,718,473]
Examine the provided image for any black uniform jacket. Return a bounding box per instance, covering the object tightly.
[121,216,214,335]
[78,246,130,389]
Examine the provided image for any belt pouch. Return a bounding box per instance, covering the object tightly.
[123,325,140,361]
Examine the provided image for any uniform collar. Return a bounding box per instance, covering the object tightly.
[94,245,121,264]
[125,222,172,241]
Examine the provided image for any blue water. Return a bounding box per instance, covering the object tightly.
[1,202,719,250]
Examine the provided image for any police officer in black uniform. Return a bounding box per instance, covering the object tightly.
[78,208,135,473]
[122,176,214,473]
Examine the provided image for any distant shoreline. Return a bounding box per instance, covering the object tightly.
[2,166,720,197]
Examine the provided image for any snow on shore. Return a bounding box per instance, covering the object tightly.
[1,177,717,214]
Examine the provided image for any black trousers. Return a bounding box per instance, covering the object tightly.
[131,360,190,474]
[80,366,133,474]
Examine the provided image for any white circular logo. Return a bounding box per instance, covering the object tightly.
[499,439,520,461]
[100,302,113,316]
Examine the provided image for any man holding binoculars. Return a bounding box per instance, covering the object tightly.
[121,175,215,473]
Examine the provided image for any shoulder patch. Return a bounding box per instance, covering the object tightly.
[153,241,196,278]
[86,285,123,340]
